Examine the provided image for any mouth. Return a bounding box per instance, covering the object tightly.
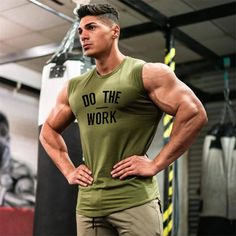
[83,43,92,50]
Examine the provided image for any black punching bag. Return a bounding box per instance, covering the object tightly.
[33,59,84,236]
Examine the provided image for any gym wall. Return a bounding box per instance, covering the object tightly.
[0,84,39,174]
[0,83,38,235]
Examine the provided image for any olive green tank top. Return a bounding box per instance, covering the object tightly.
[68,56,163,217]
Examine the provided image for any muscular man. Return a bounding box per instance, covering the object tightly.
[40,4,207,236]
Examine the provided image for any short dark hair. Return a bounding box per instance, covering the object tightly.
[76,4,119,24]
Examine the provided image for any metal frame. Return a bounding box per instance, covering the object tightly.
[169,2,236,28]
[0,43,60,64]
[118,0,236,63]
[176,53,236,78]
[29,0,74,23]
[117,0,236,103]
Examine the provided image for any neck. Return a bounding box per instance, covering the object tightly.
[95,47,125,76]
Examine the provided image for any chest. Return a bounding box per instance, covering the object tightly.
[72,75,141,115]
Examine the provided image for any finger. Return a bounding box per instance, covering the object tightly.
[77,179,89,187]
[113,157,133,169]
[80,172,93,183]
[119,170,136,180]
[78,175,92,185]
[111,162,131,176]
[80,165,92,175]
[75,172,93,186]
[111,169,124,178]
[112,166,133,178]
[70,178,87,186]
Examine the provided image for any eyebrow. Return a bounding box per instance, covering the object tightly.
[78,22,98,31]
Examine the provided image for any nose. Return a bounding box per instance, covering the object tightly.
[79,30,89,43]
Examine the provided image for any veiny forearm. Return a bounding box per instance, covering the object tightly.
[153,101,207,173]
[39,122,76,179]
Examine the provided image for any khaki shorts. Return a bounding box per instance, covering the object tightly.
[76,199,163,236]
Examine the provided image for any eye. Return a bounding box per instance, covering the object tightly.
[87,25,95,30]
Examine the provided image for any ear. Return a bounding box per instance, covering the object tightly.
[112,24,120,39]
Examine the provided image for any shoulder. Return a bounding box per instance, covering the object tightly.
[126,56,146,68]
[143,62,173,79]
[142,62,178,90]
[124,56,146,79]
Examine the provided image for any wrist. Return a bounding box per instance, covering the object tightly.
[64,166,76,180]
[152,157,164,174]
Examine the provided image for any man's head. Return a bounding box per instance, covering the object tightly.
[76,4,120,58]
[76,4,119,25]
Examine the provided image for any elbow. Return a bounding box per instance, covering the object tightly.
[200,106,208,125]
[196,105,208,128]
[186,101,208,129]
[202,111,208,126]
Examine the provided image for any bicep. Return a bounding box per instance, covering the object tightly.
[143,63,201,116]
[45,83,75,134]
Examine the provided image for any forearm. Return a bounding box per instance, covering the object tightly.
[153,103,207,173]
[39,123,76,179]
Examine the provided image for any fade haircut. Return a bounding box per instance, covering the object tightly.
[76,4,119,25]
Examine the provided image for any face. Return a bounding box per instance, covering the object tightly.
[78,15,119,58]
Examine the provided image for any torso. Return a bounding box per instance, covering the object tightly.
[67,56,162,217]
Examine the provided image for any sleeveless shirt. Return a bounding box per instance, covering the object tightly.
[68,56,163,217]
